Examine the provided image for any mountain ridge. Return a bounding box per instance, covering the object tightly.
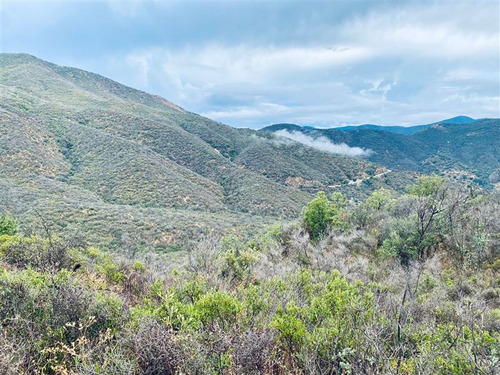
[261,119,500,186]
[1,53,415,249]
[266,115,479,135]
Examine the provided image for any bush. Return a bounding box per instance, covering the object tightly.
[0,214,17,236]
[195,291,243,328]
[407,175,444,197]
[0,235,74,272]
[302,192,349,241]
[126,319,183,374]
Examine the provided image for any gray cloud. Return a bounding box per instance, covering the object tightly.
[273,130,373,157]
[117,1,498,127]
[2,1,499,128]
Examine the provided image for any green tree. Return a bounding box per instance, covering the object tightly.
[302,192,331,241]
[379,218,419,266]
[330,192,347,209]
[302,192,348,241]
[407,175,444,197]
[329,192,350,231]
[382,177,447,266]
[365,188,392,211]
[0,214,17,235]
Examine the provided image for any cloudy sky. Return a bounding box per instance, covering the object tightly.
[1,0,499,128]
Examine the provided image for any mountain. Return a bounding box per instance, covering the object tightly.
[335,123,429,135]
[262,119,500,187]
[333,116,477,135]
[281,116,477,135]
[436,115,476,124]
[0,53,413,250]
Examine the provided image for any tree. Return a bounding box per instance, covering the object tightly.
[379,218,419,267]
[302,192,348,241]
[302,192,331,241]
[407,175,444,197]
[365,188,392,211]
[0,214,17,236]
[404,176,447,259]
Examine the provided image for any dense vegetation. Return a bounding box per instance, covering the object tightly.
[262,118,500,188]
[1,53,498,374]
[334,116,477,135]
[1,176,498,374]
[0,53,415,250]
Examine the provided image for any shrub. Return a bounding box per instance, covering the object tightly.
[0,235,74,272]
[271,302,306,351]
[195,291,243,328]
[0,214,17,236]
[302,192,349,241]
[365,188,393,211]
[221,247,258,282]
[126,319,183,374]
[407,175,444,197]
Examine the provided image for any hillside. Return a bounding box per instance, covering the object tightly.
[1,175,498,374]
[262,119,500,187]
[0,53,414,250]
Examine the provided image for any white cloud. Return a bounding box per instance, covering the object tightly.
[126,44,371,88]
[273,130,373,157]
[340,3,499,59]
[202,102,289,121]
[117,1,498,127]
[360,74,400,100]
[61,1,498,128]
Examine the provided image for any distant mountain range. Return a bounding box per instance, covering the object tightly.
[262,117,500,187]
[331,116,477,135]
[0,53,414,249]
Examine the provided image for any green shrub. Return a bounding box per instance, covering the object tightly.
[0,235,74,272]
[365,188,392,211]
[0,214,17,236]
[407,175,444,197]
[195,291,242,328]
[302,192,349,241]
[271,302,306,350]
[221,247,258,282]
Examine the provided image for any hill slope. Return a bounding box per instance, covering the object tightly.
[262,119,500,187]
[1,53,412,249]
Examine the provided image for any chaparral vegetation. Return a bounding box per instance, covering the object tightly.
[1,176,498,374]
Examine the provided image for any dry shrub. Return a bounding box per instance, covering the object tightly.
[121,265,153,304]
[2,237,73,273]
[125,319,184,374]
[232,328,276,374]
[312,230,375,282]
[187,233,222,275]
[0,330,27,374]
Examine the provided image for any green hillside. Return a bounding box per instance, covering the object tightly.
[262,119,500,187]
[0,53,413,250]
[0,175,498,374]
[334,115,476,134]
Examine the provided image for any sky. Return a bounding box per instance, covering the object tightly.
[1,0,499,128]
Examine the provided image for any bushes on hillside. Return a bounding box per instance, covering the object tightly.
[0,178,499,374]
